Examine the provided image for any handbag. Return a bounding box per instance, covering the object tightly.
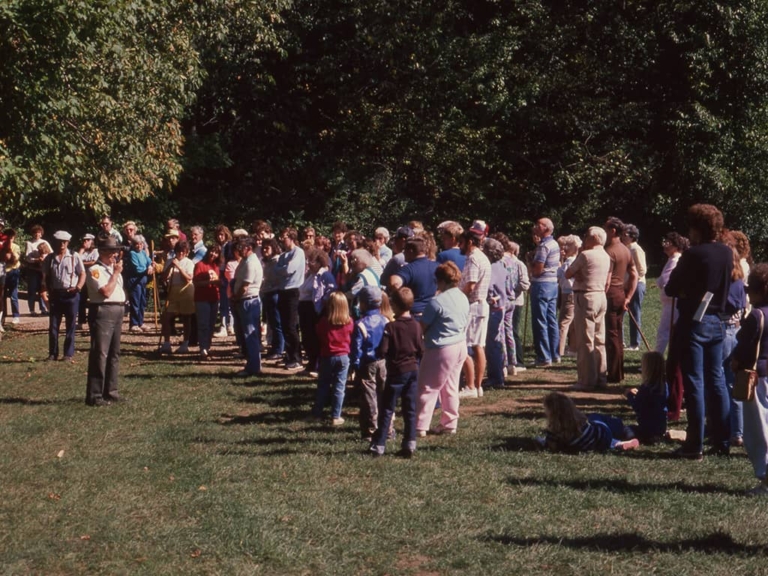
[734,310,764,402]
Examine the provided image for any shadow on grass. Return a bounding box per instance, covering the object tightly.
[483,530,766,555]
[506,475,745,496]
[491,436,546,452]
[0,396,76,406]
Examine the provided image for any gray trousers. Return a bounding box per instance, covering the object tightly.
[86,304,123,404]
[357,359,387,436]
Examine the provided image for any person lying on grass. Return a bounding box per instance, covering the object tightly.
[539,391,640,453]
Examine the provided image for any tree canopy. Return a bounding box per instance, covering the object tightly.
[3,0,768,252]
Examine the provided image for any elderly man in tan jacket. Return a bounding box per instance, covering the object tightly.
[565,227,611,390]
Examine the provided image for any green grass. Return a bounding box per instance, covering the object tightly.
[1,284,766,575]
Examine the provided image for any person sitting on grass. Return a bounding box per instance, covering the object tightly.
[370,287,424,458]
[626,351,669,444]
[350,286,389,442]
[159,240,194,354]
[311,291,354,426]
[540,391,639,453]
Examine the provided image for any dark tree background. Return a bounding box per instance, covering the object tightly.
[3,0,768,261]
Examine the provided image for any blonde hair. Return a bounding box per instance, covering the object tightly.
[543,392,586,443]
[379,292,394,322]
[641,352,666,393]
[325,291,351,326]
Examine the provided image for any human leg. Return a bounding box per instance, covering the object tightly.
[62,292,79,358]
[513,302,525,365]
[485,309,505,387]
[263,291,284,355]
[104,305,122,399]
[542,282,560,362]
[743,378,768,479]
[357,361,380,438]
[605,286,625,382]
[278,288,301,365]
[330,355,350,419]
[312,358,333,417]
[703,319,729,451]
[558,293,575,356]
[239,298,262,374]
[400,371,419,452]
[503,303,516,367]
[628,282,646,348]
[372,374,405,453]
[48,294,63,358]
[529,283,549,364]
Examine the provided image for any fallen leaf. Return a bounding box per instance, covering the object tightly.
[57,450,65,458]
[143,467,149,471]
[48,493,61,501]
[169,475,175,481]
[80,535,90,541]
[198,485,207,491]
[190,549,202,558]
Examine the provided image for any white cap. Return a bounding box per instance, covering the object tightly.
[53,231,72,242]
[82,233,95,240]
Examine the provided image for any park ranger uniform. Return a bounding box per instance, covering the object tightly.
[85,253,126,405]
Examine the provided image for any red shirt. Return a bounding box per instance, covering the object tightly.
[193,261,220,302]
[316,317,353,357]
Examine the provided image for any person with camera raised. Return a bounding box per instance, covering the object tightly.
[85,236,126,406]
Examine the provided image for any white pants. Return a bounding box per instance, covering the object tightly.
[655,300,678,354]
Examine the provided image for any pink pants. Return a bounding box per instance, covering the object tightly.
[416,341,468,431]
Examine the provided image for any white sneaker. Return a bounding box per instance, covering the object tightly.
[11,317,20,325]
[417,430,427,438]
[458,387,478,399]
[176,342,189,354]
[129,325,142,333]
[228,327,235,336]
[477,386,484,398]
[515,365,527,372]
[331,417,345,427]
[214,327,228,338]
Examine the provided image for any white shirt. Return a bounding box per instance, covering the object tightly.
[86,262,126,304]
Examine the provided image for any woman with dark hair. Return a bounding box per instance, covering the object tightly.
[656,232,690,354]
[732,263,768,495]
[415,262,469,435]
[666,204,733,459]
[25,224,51,315]
[193,244,222,360]
[260,237,284,360]
[214,225,234,338]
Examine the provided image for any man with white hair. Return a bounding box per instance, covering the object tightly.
[529,217,561,366]
[565,227,611,390]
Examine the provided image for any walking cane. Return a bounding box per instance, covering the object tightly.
[522,292,529,365]
[150,240,160,330]
[626,308,651,351]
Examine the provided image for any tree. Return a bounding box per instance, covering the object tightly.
[0,1,202,220]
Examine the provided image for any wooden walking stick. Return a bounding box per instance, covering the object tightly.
[150,240,160,330]
[626,308,651,351]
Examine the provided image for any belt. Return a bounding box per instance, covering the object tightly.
[241,296,260,302]
[90,302,124,307]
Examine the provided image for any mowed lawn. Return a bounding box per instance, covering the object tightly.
[1,282,767,575]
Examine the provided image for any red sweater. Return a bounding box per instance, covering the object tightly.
[316,317,353,357]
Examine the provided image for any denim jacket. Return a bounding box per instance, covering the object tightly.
[350,309,388,369]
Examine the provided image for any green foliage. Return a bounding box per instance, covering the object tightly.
[0,0,202,218]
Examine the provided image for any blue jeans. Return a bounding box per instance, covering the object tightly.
[263,290,284,355]
[219,277,233,329]
[49,291,79,358]
[127,275,147,328]
[4,268,20,318]
[722,324,743,440]
[27,269,48,314]
[627,281,646,348]
[196,301,218,352]
[313,355,350,419]
[485,308,505,387]
[530,281,559,364]
[237,297,262,375]
[372,370,418,453]
[588,413,631,446]
[680,315,730,452]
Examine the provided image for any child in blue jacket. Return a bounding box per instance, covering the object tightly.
[351,286,389,441]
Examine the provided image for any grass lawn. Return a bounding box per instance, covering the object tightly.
[1,282,767,575]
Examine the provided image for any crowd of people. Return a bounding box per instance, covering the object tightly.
[2,205,768,492]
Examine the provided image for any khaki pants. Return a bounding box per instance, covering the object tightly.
[574,292,607,389]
